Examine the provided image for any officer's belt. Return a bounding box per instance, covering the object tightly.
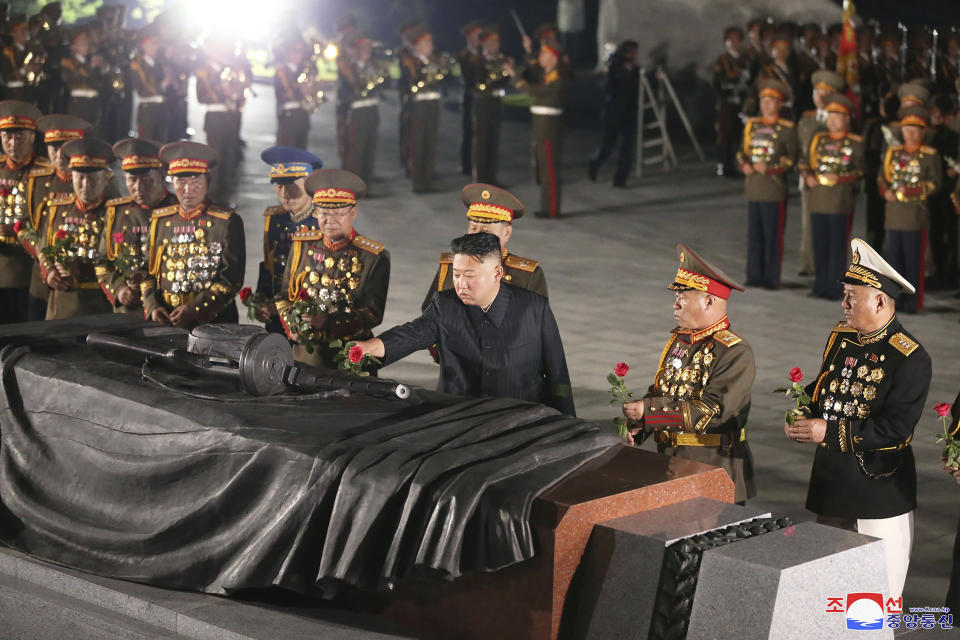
[205,103,230,112]
[280,101,304,111]
[163,290,196,308]
[530,105,562,116]
[71,88,98,99]
[413,91,441,101]
[655,428,747,447]
[351,98,378,109]
[6,80,24,88]
[139,95,164,104]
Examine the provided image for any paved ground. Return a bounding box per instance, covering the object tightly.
[191,82,960,610]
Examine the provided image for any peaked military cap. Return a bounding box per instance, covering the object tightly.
[0,100,41,130]
[461,19,485,36]
[812,70,844,93]
[823,92,853,115]
[260,146,323,183]
[461,183,524,223]
[540,36,563,57]
[758,78,790,101]
[843,238,915,296]
[305,169,367,208]
[62,137,114,171]
[897,82,930,108]
[406,24,432,45]
[160,141,218,175]
[112,138,163,173]
[898,105,929,128]
[37,114,92,143]
[668,244,744,300]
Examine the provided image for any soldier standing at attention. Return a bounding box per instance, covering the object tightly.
[457,20,484,177]
[588,39,639,188]
[470,25,513,186]
[276,169,390,369]
[879,106,941,313]
[61,28,102,136]
[738,78,798,289]
[339,33,388,185]
[399,25,449,193]
[799,93,864,300]
[128,26,169,142]
[712,26,750,178]
[141,141,245,328]
[623,245,756,504]
[0,14,33,103]
[96,138,177,315]
[517,36,568,218]
[273,37,311,150]
[254,146,323,334]
[422,183,546,311]
[20,138,115,319]
[195,37,244,205]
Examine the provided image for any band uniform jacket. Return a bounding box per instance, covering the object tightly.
[421,249,548,311]
[142,202,246,324]
[96,192,178,314]
[799,131,865,214]
[276,228,390,368]
[879,143,942,230]
[737,117,799,202]
[804,318,931,519]
[380,284,576,417]
[21,192,113,319]
[633,318,757,502]
[0,154,55,289]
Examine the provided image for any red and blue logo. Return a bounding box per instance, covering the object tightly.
[845,593,885,630]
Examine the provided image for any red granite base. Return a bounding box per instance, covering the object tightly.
[378,446,735,640]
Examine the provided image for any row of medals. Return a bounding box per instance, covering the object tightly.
[749,131,776,164]
[301,248,363,315]
[0,185,25,227]
[162,225,223,294]
[891,153,922,196]
[656,344,716,400]
[59,217,102,260]
[816,141,854,185]
[820,360,885,421]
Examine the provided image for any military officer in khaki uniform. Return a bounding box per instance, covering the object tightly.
[255,145,323,334]
[796,70,844,277]
[798,93,864,300]
[0,101,48,323]
[142,141,246,327]
[788,238,931,598]
[26,114,95,320]
[737,78,798,289]
[422,183,546,311]
[878,106,941,313]
[96,138,177,315]
[276,169,390,369]
[20,138,115,320]
[623,244,757,503]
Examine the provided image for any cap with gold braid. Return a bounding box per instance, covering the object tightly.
[812,70,844,93]
[160,141,218,175]
[461,183,524,223]
[898,105,928,129]
[668,244,744,300]
[37,114,92,144]
[260,145,323,183]
[62,138,114,172]
[305,169,367,208]
[0,100,41,131]
[112,138,163,173]
[823,92,853,115]
[897,82,930,108]
[842,237,915,296]
[758,78,790,102]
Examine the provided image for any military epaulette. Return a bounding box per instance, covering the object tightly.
[106,196,133,207]
[352,234,385,255]
[293,228,323,242]
[206,206,233,220]
[848,133,863,142]
[712,329,742,348]
[263,205,285,217]
[801,109,816,118]
[778,118,795,128]
[438,252,453,264]
[832,321,857,333]
[151,205,179,219]
[28,164,54,177]
[49,193,75,206]
[920,145,937,155]
[889,332,919,356]
[504,253,539,272]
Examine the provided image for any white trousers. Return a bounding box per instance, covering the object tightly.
[857,511,915,599]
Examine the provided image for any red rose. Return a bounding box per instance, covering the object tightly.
[112,231,125,244]
[789,367,803,383]
[55,228,67,239]
[298,288,310,301]
[12,219,21,233]
[936,403,952,418]
[614,362,629,377]
[349,345,364,363]
[0,188,8,198]
[239,286,252,302]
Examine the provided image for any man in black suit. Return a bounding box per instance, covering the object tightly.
[353,232,575,416]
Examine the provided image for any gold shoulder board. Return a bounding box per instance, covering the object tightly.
[848,133,863,142]
[713,329,742,347]
[263,205,284,217]
[50,193,75,205]
[920,145,937,155]
[439,252,453,264]
[293,229,323,242]
[778,118,795,128]
[504,253,540,272]
[889,332,918,356]
[106,196,134,207]
[206,207,233,220]
[151,205,179,218]
[352,234,385,255]
[28,164,54,177]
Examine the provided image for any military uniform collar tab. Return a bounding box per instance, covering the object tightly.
[179,202,206,220]
[673,315,730,344]
[323,228,357,252]
[858,315,897,345]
